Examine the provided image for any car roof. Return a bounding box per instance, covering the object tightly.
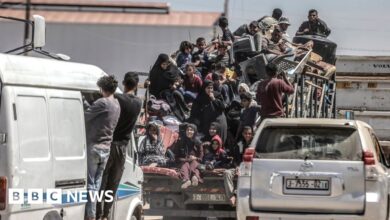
[0,53,106,92]
[260,118,359,128]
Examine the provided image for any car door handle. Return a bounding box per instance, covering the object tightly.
[55,179,86,189]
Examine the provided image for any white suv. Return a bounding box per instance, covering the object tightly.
[237,118,390,220]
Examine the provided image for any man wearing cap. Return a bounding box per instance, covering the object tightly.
[278,17,291,42]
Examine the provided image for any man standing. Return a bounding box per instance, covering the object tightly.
[85,75,121,220]
[96,72,142,220]
[216,16,234,46]
[296,9,331,37]
[256,63,294,121]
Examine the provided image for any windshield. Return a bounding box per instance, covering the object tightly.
[256,127,362,161]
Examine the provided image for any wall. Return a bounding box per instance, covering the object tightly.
[1,22,215,81]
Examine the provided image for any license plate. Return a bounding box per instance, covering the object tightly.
[192,193,226,202]
[285,179,329,190]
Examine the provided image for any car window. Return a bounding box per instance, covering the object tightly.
[256,126,362,161]
[369,131,390,167]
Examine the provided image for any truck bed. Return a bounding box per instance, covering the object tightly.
[142,166,236,219]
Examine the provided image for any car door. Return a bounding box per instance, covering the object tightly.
[13,87,53,191]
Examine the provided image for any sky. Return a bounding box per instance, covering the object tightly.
[127,0,390,56]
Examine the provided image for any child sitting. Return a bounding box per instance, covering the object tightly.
[203,135,230,170]
[138,122,168,167]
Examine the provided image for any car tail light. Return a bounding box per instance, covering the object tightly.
[363,151,375,165]
[243,148,255,162]
[363,151,378,181]
[0,176,6,210]
[240,148,256,177]
[246,216,259,220]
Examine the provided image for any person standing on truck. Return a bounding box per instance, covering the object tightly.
[85,75,121,220]
[172,123,204,189]
[256,63,294,122]
[296,9,331,37]
[214,16,234,46]
[96,72,142,220]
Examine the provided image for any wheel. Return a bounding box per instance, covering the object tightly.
[42,211,62,220]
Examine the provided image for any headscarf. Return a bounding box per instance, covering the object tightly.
[183,123,198,142]
[146,122,161,141]
[210,135,224,155]
[238,83,250,93]
[195,80,214,104]
[151,53,170,73]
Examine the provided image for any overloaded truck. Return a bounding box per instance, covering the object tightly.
[141,41,390,220]
[141,34,339,220]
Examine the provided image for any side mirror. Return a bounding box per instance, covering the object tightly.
[33,15,46,48]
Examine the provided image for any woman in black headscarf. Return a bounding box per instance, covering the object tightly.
[148,53,179,98]
[172,123,204,189]
[189,80,228,144]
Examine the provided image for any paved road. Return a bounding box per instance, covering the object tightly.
[143,204,162,220]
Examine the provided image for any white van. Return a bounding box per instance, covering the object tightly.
[0,53,143,220]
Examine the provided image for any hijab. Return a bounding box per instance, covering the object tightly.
[150,53,170,74]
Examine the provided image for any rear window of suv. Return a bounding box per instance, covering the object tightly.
[256,127,362,161]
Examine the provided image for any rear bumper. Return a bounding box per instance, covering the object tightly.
[237,177,387,220]
[237,198,385,220]
[145,208,236,218]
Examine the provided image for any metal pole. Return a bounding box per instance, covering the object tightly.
[309,77,313,117]
[314,78,318,118]
[223,0,229,17]
[294,74,298,118]
[23,0,31,52]
[300,75,304,118]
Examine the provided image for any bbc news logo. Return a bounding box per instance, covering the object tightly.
[9,189,114,204]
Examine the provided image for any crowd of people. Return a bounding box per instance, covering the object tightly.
[139,8,331,206]
[83,8,332,219]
